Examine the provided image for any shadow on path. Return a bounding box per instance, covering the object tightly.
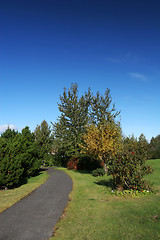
[0,168,72,240]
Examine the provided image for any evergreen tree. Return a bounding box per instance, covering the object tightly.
[0,127,41,188]
[52,84,90,165]
[149,135,160,159]
[20,126,41,177]
[89,88,120,125]
[34,120,53,161]
[137,133,149,161]
[1,128,18,139]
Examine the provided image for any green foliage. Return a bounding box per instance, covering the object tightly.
[52,84,89,165]
[52,83,120,168]
[66,155,103,171]
[112,189,154,197]
[20,127,41,177]
[92,168,105,177]
[43,153,55,167]
[1,128,18,139]
[149,135,160,159]
[0,156,23,187]
[123,134,149,162]
[88,88,120,125]
[34,120,53,163]
[77,155,103,171]
[108,148,153,191]
[106,134,152,191]
[0,127,41,188]
[53,148,69,167]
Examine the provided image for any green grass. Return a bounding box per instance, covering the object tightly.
[52,159,160,240]
[0,170,49,213]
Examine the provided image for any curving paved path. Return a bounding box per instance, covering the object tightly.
[0,168,72,240]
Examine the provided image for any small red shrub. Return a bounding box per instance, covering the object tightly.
[67,156,78,170]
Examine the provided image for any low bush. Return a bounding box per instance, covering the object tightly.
[112,188,154,197]
[77,155,103,171]
[92,168,105,177]
[67,156,78,170]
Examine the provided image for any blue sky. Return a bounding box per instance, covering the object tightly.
[0,0,160,141]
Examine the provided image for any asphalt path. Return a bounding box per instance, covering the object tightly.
[0,168,73,240]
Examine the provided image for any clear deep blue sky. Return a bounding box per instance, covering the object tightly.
[0,0,160,141]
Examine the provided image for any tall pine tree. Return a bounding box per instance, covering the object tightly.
[52,84,89,164]
[34,120,53,160]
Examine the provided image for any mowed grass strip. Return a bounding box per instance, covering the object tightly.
[52,160,160,240]
[0,170,49,213]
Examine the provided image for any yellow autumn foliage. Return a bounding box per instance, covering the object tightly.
[80,121,122,163]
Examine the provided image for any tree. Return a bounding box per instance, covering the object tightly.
[34,120,53,164]
[20,126,41,177]
[52,84,121,167]
[79,87,121,171]
[137,133,149,161]
[149,135,160,159]
[52,84,89,165]
[0,130,24,187]
[80,121,122,164]
[88,88,120,125]
[0,127,41,188]
[1,128,18,139]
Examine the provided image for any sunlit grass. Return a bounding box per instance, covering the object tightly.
[52,160,160,240]
[0,170,49,213]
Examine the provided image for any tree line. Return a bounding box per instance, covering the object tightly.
[0,83,160,189]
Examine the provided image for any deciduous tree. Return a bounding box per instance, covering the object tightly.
[80,121,122,164]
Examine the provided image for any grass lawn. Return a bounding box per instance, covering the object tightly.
[0,170,49,213]
[52,159,160,240]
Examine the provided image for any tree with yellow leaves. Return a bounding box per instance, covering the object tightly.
[80,120,122,165]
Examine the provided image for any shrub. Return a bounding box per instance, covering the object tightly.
[108,149,152,191]
[112,189,154,197]
[0,156,24,188]
[77,155,103,171]
[67,156,78,170]
[92,168,105,177]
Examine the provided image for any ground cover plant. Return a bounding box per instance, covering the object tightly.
[51,159,160,240]
[0,170,48,213]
